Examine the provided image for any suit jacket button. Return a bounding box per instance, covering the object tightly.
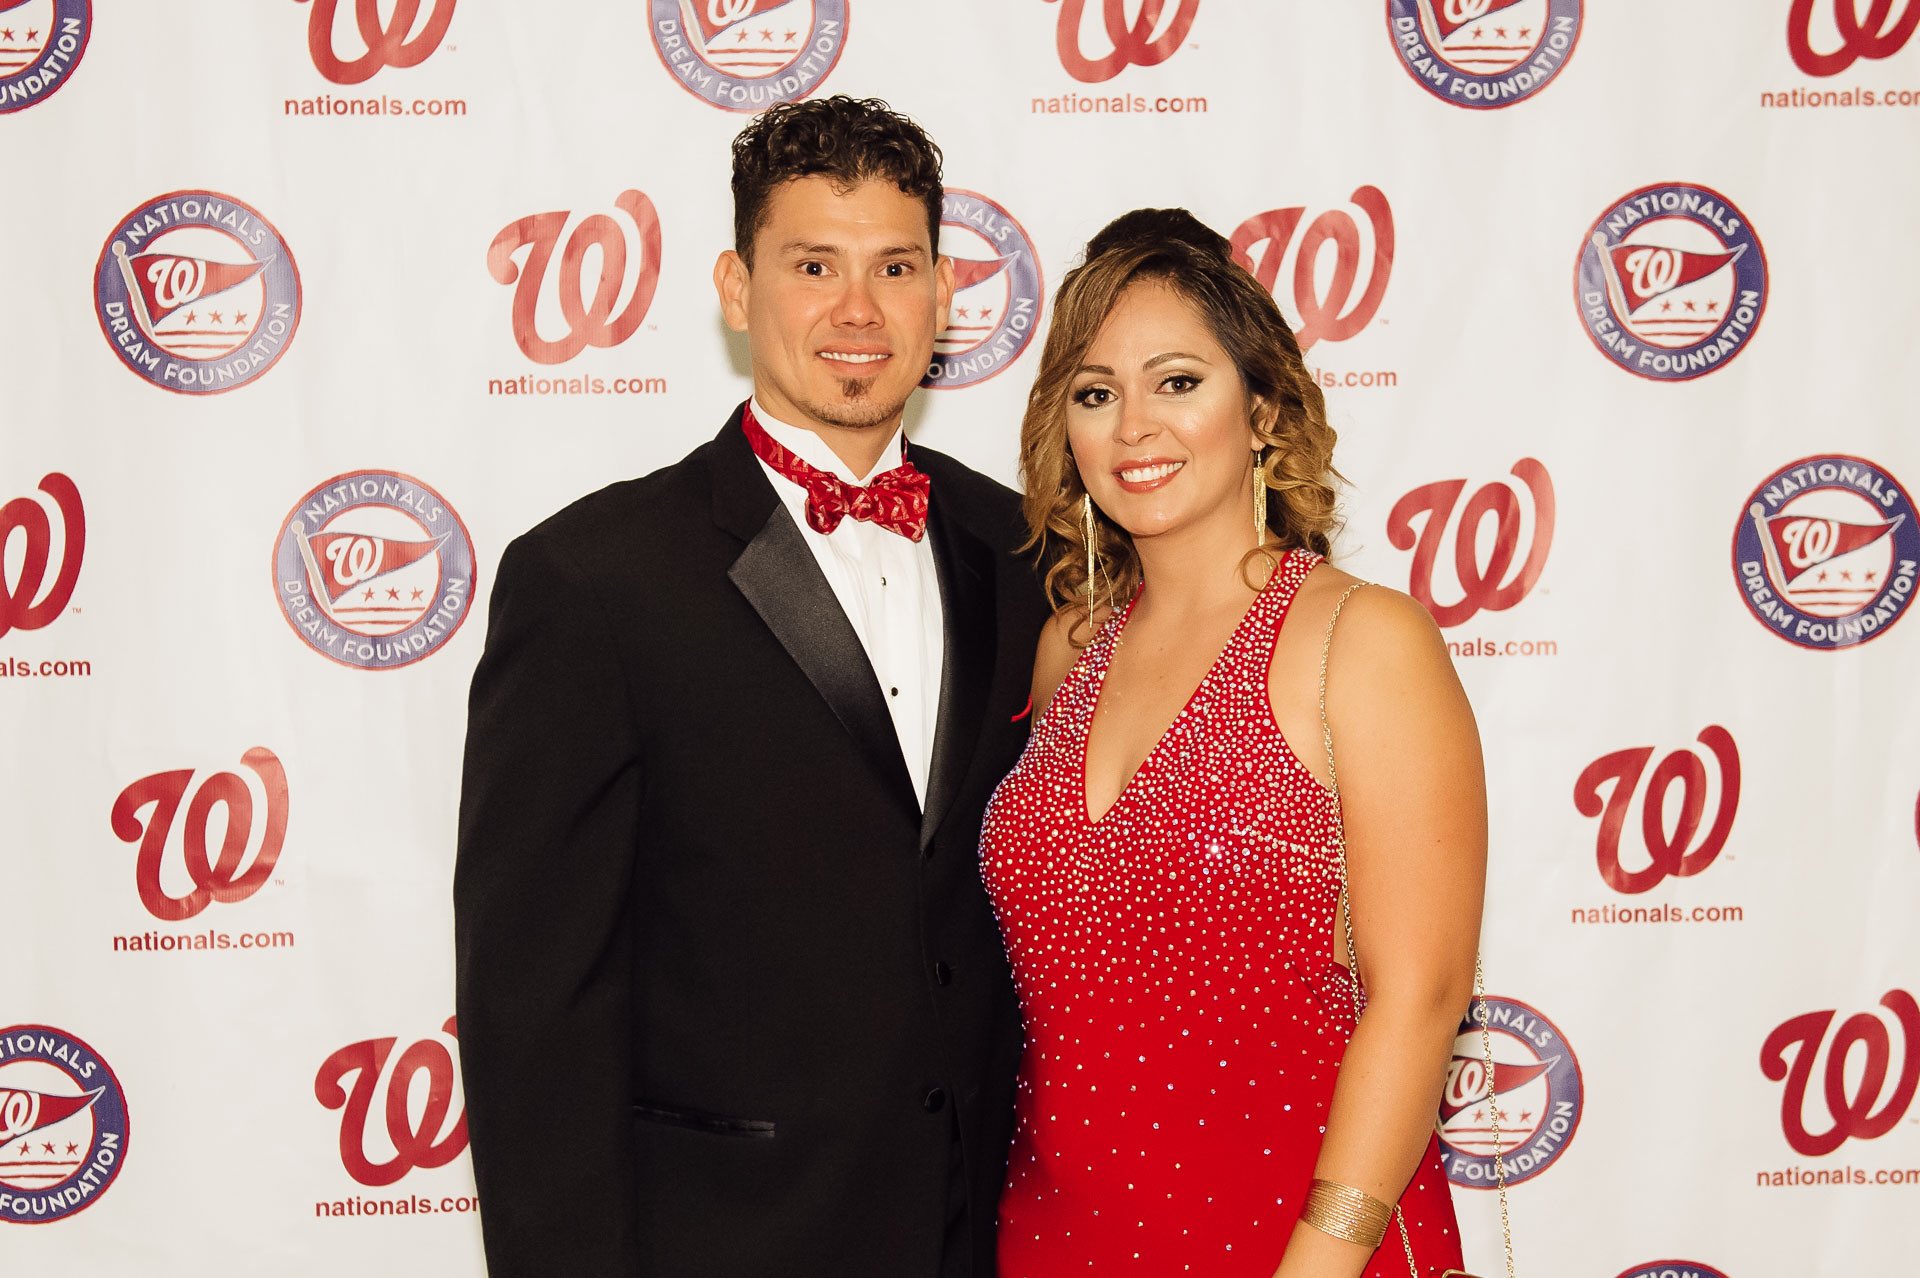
[922,1087,947,1113]
[933,960,952,986]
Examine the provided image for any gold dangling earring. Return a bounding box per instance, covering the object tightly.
[1082,492,1099,619]
[1252,447,1268,547]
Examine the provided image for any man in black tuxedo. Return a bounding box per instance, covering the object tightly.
[454,97,1046,1277]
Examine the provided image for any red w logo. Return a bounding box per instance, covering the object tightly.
[1229,187,1394,353]
[1761,991,1920,1156]
[1386,458,1553,628]
[1045,0,1200,82]
[110,748,291,923]
[0,473,84,640]
[488,189,662,365]
[1573,727,1740,895]
[1787,0,1920,76]
[299,0,458,86]
[315,1017,469,1188]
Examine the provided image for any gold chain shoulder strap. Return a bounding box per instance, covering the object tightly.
[1316,583,1516,1278]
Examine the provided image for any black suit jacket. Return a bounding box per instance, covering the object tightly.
[454,407,1048,1277]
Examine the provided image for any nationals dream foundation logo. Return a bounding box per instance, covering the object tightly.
[94,191,302,395]
[923,189,1043,391]
[0,473,83,641]
[1761,990,1918,1157]
[1573,727,1740,895]
[1387,0,1580,108]
[1576,183,1766,382]
[1734,455,1917,650]
[0,1026,128,1224]
[273,472,475,670]
[1045,0,1200,82]
[0,0,89,114]
[488,189,662,365]
[650,0,846,113]
[298,0,457,85]
[1437,996,1582,1188]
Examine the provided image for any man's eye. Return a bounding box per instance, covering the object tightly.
[801,261,826,277]
[883,262,909,277]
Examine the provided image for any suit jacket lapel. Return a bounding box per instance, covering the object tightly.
[711,411,919,819]
[920,498,997,850]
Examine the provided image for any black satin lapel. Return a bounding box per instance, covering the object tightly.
[921,505,997,850]
[727,506,919,818]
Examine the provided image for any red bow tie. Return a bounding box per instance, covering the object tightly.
[740,402,931,542]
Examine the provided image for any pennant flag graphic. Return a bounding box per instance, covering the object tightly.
[1593,236,1746,316]
[688,0,792,45]
[298,529,448,607]
[0,1086,104,1143]
[1754,510,1903,587]
[950,254,1016,292]
[1438,1055,1557,1122]
[123,252,267,327]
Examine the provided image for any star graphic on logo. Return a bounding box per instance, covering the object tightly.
[1472,26,1484,38]
[386,587,401,600]
[1660,300,1673,312]
[1841,569,1854,582]
[760,28,774,41]
[66,1142,78,1155]
[15,1141,27,1156]
[363,587,376,601]
[1518,27,1532,40]
[411,588,425,601]
[1683,300,1697,312]
[235,311,249,324]
[209,310,224,324]
[0,29,15,43]
[1867,569,1880,584]
[1818,569,1830,582]
[27,28,39,42]
[184,311,198,325]
[1519,1110,1533,1123]
[42,1141,55,1155]
[955,306,971,319]
[1706,300,1720,313]
[736,27,750,42]
[1494,26,1509,38]
[980,307,995,320]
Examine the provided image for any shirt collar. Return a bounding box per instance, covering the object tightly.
[749,397,904,486]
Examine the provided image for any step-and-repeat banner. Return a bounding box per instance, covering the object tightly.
[5,3,1917,1275]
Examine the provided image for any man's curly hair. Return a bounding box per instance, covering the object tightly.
[730,95,944,266]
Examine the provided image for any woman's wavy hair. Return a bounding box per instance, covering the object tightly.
[1019,209,1342,638]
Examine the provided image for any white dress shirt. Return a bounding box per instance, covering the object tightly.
[749,399,945,808]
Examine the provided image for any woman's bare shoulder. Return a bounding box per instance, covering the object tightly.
[1030,604,1111,717]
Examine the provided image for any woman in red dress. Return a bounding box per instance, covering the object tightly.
[980,209,1487,1277]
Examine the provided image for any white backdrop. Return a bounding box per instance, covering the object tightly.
[4,3,1918,1276]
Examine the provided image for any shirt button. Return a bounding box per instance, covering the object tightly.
[933,960,952,986]
[889,687,899,697]
[922,1088,947,1113]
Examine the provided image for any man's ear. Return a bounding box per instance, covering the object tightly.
[714,249,750,333]
[934,252,955,331]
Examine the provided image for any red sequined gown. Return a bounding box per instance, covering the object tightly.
[980,550,1463,1275]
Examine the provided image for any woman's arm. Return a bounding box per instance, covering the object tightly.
[1272,586,1487,1278]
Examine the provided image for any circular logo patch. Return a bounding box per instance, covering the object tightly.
[648,0,847,113]
[923,189,1044,392]
[0,0,90,115]
[273,471,477,670]
[1734,455,1917,650]
[0,1025,129,1224]
[94,190,301,395]
[1616,1264,1732,1278]
[1386,0,1580,108]
[1438,996,1583,1188]
[1576,182,1766,382]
